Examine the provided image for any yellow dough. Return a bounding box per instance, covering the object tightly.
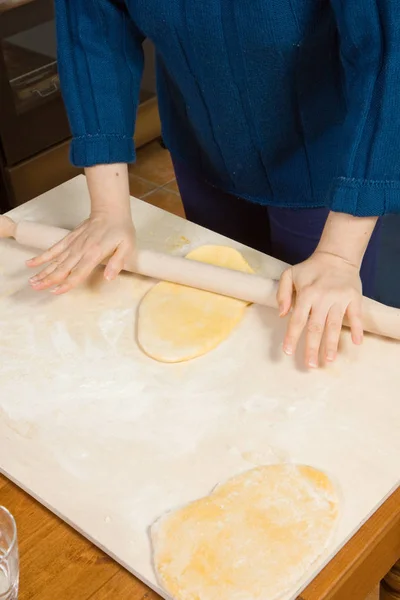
[152,464,339,600]
[137,245,254,362]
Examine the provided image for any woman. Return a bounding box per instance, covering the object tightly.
[28,0,400,368]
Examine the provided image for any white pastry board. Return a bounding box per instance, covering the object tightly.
[0,176,399,599]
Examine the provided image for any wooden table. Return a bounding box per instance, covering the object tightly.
[1,474,399,600]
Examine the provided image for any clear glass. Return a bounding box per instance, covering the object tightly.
[0,507,18,600]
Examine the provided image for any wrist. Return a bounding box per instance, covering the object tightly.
[317,212,378,268]
[85,163,131,214]
[313,249,360,270]
[315,243,363,269]
[90,196,132,215]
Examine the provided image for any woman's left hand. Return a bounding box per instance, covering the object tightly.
[277,251,364,368]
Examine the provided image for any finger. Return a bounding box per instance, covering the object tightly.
[104,244,127,281]
[283,297,312,356]
[26,229,81,268]
[50,251,105,295]
[277,269,294,316]
[324,304,346,363]
[29,251,71,285]
[29,264,59,289]
[346,301,364,345]
[305,306,330,368]
[30,254,80,291]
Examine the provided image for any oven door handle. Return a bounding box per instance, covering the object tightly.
[32,80,59,98]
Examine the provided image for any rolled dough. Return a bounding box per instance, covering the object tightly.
[137,245,254,362]
[152,464,339,600]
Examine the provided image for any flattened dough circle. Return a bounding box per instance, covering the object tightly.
[137,245,254,362]
[152,464,339,600]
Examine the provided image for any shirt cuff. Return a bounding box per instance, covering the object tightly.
[70,134,135,167]
[328,177,400,217]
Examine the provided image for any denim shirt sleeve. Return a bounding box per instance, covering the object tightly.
[55,0,144,167]
[328,0,400,216]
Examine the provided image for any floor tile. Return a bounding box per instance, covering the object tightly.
[365,586,379,600]
[164,179,180,193]
[131,140,175,185]
[143,188,185,219]
[127,174,157,199]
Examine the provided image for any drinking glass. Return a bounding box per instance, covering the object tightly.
[0,507,18,600]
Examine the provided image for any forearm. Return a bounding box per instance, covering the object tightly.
[316,211,378,267]
[55,0,144,168]
[85,164,131,215]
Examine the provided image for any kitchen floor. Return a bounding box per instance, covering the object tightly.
[135,139,400,310]
[128,139,184,219]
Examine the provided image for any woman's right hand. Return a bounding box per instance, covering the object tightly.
[27,163,135,294]
[27,210,136,294]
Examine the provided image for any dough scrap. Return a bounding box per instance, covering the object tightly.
[137,245,254,362]
[152,464,339,600]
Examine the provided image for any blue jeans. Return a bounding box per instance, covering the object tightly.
[173,159,381,299]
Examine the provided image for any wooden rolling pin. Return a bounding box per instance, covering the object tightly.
[1,215,400,342]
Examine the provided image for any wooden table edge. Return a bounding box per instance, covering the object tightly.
[299,485,400,600]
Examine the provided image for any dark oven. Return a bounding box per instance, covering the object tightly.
[0,0,160,212]
[0,0,75,211]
